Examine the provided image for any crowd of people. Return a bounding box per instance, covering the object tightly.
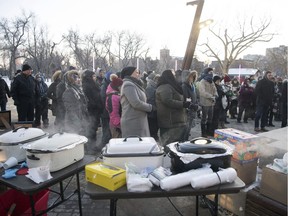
[8,64,288,152]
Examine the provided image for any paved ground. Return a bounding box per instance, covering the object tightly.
[4,98,283,216]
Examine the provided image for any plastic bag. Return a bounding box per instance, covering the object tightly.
[125,162,153,192]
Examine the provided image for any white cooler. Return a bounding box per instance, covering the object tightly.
[21,132,88,172]
[102,136,164,170]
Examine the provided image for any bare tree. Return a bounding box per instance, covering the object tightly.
[201,17,274,75]
[266,46,288,77]
[62,29,86,69]
[114,30,149,70]
[90,31,114,71]
[0,12,33,78]
[25,19,63,77]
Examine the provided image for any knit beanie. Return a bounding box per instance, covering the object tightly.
[121,66,136,79]
[22,64,32,71]
[223,75,231,83]
[213,75,222,83]
[110,77,123,90]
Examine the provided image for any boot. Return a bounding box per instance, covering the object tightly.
[201,124,207,137]
[206,123,214,137]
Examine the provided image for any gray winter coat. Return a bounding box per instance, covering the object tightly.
[120,78,152,137]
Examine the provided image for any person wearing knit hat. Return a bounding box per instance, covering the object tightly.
[120,66,153,137]
[223,75,231,83]
[212,74,227,130]
[34,73,49,128]
[10,63,35,122]
[106,76,123,138]
[213,75,222,83]
[110,77,123,90]
[120,66,137,79]
[22,64,32,72]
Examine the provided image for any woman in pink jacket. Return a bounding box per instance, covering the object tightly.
[106,76,123,138]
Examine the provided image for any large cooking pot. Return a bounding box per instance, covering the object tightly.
[167,137,232,173]
[22,132,88,172]
[0,127,48,162]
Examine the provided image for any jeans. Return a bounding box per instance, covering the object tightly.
[201,106,214,125]
[254,104,269,128]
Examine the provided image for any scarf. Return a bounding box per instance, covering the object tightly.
[124,76,145,91]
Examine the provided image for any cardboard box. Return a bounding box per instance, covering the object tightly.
[214,128,259,161]
[85,162,126,191]
[231,158,258,185]
[208,190,247,216]
[260,166,287,205]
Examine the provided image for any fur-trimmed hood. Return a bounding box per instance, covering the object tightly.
[52,70,62,82]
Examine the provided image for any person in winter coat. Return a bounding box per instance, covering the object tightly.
[106,76,123,138]
[237,78,254,123]
[0,75,11,111]
[82,70,103,142]
[62,70,89,135]
[181,70,199,141]
[11,64,35,121]
[120,66,153,138]
[254,71,274,132]
[156,69,187,150]
[34,73,49,128]
[229,77,240,119]
[55,71,67,130]
[212,75,226,130]
[47,70,62,126]
[100,72,113,147]
[145,72,160,141]
[198,67,218,137]
[281,79,287,128]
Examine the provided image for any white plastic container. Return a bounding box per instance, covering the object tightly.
[102,136,164,170]
[22,132,88,172]
[0,127,48,162]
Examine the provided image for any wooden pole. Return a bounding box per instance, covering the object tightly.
[182,0,205,70]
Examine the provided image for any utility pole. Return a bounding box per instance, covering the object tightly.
[182,0,204,70]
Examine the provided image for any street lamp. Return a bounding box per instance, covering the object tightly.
[199,19,213,29]
[182,0,205,70]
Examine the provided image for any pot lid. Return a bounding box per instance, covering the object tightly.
[0,127,48,145]
[106,136,162,154]
[22,132,88,152]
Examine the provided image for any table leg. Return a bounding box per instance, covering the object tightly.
[29,194,36,216]
[196,195,199,215]
[214,194,218,216]
[76,173,83,216]
[110,198,117,216]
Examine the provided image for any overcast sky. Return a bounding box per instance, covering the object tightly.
[0,0,286,60]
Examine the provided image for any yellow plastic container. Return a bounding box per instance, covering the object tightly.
[85,162,126,191]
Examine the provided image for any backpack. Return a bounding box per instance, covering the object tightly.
[106,92,121,114]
